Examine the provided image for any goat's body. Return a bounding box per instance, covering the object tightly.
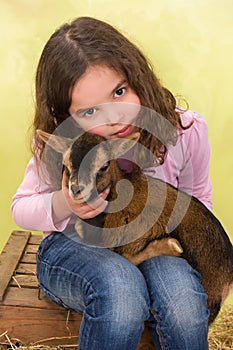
[104,173,233,324]
[38,130,233,326]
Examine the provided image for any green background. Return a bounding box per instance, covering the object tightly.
[1,0,232,305]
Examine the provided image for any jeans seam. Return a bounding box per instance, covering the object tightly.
[150,307,166,350]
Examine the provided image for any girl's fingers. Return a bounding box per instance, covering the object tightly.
[86,188,110,210]
[77,191,109,219]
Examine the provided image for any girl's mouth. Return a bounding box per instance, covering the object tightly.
[113,125,135,138]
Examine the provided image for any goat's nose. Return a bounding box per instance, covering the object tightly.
[71,184,84,196]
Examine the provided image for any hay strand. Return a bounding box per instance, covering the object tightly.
[208,305,233,349]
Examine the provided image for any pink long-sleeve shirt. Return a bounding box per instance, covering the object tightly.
[11,110,212,237]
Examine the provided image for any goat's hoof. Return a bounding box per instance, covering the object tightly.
[167,238,183,255]
[145,237,183,258]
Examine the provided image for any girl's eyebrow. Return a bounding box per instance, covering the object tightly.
[110,79,127,95]
[74,79,128,116]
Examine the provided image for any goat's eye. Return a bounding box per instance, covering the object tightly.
[99,161,110,172]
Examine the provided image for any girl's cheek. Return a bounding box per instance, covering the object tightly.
[74,119,94,133]
[87,127,107,137]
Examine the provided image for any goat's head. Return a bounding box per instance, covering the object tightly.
[37,130,140,203]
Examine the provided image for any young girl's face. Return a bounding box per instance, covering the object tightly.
[69,65,141,139]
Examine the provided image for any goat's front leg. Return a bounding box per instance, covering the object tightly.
[123,238,183,266]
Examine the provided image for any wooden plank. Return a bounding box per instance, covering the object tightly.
[25,245,39,254]
[0,231,31,301]
[15,263,37,275]
[2,286,65,309]
[28,234,43,245]
[0,305,81,346]
[10,274,38,288]
[20,253,37,264]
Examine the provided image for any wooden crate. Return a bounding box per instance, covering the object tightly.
[0,230,154,349]
[0,230,81,347]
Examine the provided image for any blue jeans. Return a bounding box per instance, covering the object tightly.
[36,232,209,350]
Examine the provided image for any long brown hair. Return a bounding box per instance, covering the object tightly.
[33,16,190,164]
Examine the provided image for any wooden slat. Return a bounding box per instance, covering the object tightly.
[20,254,37,264]
[0,305,81,346]
[2,286,62,309]
[10,274,38,288]
[0,231,31,301]
[25,245,39,254]
[15,263,37,275]
[28,234,43,245]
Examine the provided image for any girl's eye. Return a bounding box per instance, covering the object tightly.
[84,107,97,117]
[114,87,126,98]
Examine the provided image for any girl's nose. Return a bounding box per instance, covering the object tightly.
[104,104,125,125]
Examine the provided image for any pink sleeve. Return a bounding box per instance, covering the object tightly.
[11,157,72,233]
[178,111,212,210]
[145,110,213,210]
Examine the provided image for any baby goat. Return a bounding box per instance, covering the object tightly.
[38,130,233,325]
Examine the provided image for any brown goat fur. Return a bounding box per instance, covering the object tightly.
[37,130,233,325]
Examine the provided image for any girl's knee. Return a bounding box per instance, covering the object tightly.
[141,256,209,339]
[138,256,204,295]
[85,257,150,322]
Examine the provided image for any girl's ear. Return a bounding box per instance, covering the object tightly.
[109,132,141,158]
[36,129,73,154]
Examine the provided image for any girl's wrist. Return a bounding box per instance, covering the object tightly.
[52,189,73,224]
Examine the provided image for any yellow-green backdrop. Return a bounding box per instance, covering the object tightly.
[1,0,232,305]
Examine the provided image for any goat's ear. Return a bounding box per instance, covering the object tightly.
[36,129,73,154]
[109,132,141,158]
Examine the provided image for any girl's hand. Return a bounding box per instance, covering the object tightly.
[62,172,109,219]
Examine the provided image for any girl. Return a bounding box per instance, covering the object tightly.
[11,17,212,349]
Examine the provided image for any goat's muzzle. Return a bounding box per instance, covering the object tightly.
[70,184,84,196]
